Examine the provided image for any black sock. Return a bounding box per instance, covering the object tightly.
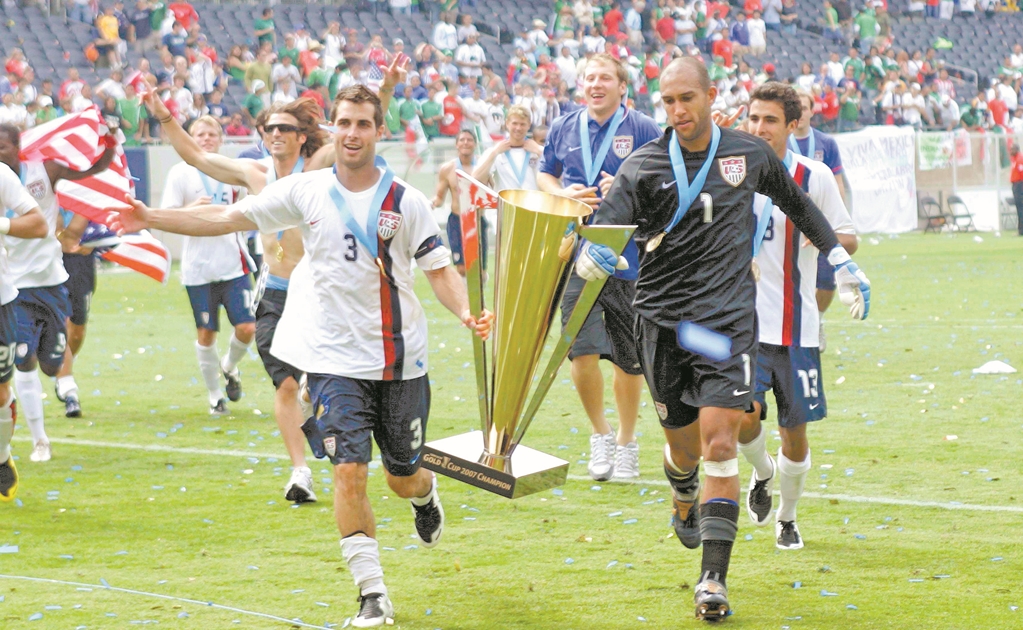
[664,462,700,502]
[700,499,740,585]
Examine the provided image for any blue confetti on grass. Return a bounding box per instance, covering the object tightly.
[623,518,638,525]
[552,488,563,496]
[793,581,801,589]
[564,558,574,564]
[846,604,858,610]
[28,613,43,621]
[820,590,838,597]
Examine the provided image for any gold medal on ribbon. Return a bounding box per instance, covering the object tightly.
[646,232,665,252]
[751,258,761,282]
[275,243,285,262]
[376,257,387,277]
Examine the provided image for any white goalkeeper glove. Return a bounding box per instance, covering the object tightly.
[575,243,629,281]
[827,245,871,320]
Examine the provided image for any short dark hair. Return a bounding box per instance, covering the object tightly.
[750,81,803,125]
[663,57,711,91]
[0,123,20,146]
[330,85,384,128]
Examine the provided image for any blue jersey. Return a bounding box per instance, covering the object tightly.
[540,106,662,279]
[791,128,844,176]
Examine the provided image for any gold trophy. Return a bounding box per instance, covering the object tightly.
[420,173,635,498]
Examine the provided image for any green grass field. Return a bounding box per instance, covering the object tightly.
[2,232,1022,629]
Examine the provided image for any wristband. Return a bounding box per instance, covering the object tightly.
[827,244,851,267]
[0,217,10,235]
[158,115,172,124]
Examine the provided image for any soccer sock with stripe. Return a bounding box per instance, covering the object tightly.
[14,370,46,445]
[56,376,79,401]
[738,424,775,481]
[340,534,387,597]
[699,498,740,586]
[195,341,223,406]
[0,399,13,464]
[663,444,700,503]
[777,449,811,523]
[220,332,250,375]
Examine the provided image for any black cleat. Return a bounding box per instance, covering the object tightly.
[672,499,702,549]
[411,475,444,548]
[746,457,775,526]
[0,456,18,502]
[223,369,242,402]
[694,578,730,622]
[352,592,394,628]
[776,520,804,550]
[209,398,229,416]
[64,395,82,418]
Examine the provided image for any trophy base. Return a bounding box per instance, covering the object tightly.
[421,431,568,499]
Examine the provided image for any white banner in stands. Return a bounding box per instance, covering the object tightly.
[834,126,917,234]
[917,129,973,171]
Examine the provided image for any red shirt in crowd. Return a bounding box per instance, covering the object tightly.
[300,88,325,110]
[655,16,676,42]
[1011,151,1023,183]
[744,0,762,15]
[604,8,624,37]
[225,123,251,137]
[169,2,199,29]
[821,91,840,120]
[989,98,1008,127]
[712,39,734,68]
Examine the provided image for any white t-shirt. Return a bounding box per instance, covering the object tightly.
[162,162,253,286]
[491,147,540,192]
[433,22,458,51]
[236,168,451,381]
[0,163,41,304]
[902,93,924,125]
[556,55,578,87]
[454,43,486,78]
[484,104,505,138]
[747,19,766,47]
[753,153,854,348]
[5,161,67,290]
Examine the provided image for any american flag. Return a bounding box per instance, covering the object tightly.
[19,106,171,283]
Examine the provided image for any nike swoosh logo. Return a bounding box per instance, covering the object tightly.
[661,180,676,189]
[567,146,581,152]
[809,403,819,410]
[733,389,749,396]
[309,219,321,226]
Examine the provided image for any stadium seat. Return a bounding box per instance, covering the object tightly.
[918,194,948,233]
[946,195,976,232]
[1000,196,1019,232]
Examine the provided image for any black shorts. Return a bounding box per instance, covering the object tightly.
[13,286,71,372]
[63,253,97,326]
[254,288,303,389]
[446,214,489,270]
[0,301,17,384]
[561,274,642,375]
[636,317,757,429]
[307,372,430,477]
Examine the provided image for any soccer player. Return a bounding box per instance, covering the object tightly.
[0,163,49,501]
[146,94,327,502]
[0,124,115,463]
[161,115,256,417]
[108,84,493,628]
[575,58,871,620]
[432,129,481,276]
[791,90,850,348]
[738,82,859,551]
[471,104,543,192]
[537,53,661,481]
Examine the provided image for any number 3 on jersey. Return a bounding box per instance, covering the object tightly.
[344,234,357,262]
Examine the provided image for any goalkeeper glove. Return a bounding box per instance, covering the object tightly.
[575,242,628,282]
[827,245,871,320]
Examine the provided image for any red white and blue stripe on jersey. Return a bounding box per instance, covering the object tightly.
[780,163,813,346]
[377,181,406,381]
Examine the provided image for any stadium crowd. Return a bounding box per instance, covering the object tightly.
[0,0,1020,142]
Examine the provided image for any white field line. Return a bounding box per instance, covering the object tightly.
[14,436,1023,514]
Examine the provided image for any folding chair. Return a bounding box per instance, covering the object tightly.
[946,195,976,232]
[1001,195,1019,233]
[919,195,947,232]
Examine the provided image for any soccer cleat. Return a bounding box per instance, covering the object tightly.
[284,466,317,503]
[30,440,51,463]
[0,456,18,501]
[694,577,730,622]
[64,395,82,418]
[587,432,616,481]
[746,456,776,526]
[612,442,640,479]
[776,520,804,550]
[671,499,701,549]
[223,368,242,402]
[819,319,827,352]
[351,592,394,628]
[411,474,444,548]
[209,399,229,416]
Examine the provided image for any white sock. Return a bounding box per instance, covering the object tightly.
[195,341,223,406]
[409,474,436,507]
[738,425,775,481]
[777,449,812,523]
[340,535,387,596]
[0,400,13,464]
[14,370,46,444]
[56,375,78,400]
[220,332,249,374]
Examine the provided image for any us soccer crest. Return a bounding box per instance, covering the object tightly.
[813,150,825,162]
[612,136,633,159]
[377,211,403,240]
[27,180,45,199]
[718,156,747,187]
[323,436,336,458]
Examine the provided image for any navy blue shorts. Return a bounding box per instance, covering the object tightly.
[13,285,71,371]
[307,373,430,477]
[753,342,827,428]
[185,275,255,332]
[63,253,97,326]
[254,288,302,389]
[446,214,489,270]
[562,274,642,375]
[0,301,18,384]
[816,252,836,291]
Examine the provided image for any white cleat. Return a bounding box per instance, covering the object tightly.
[612,442,640,479]
[30,440,52,463]
[351,592,394,628]
[587,432,616,481]
[284,466,317,503]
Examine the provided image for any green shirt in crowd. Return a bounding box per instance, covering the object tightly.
[420,99,442,138]
[118,97,147,146]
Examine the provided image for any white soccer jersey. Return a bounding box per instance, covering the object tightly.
[162,162,254,286]
[491,148,540,192]
[753,152,854,348]
[236,167,451,381]
[5,160,68,289]
[0,163,42,305]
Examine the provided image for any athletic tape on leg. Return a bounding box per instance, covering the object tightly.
[703,458,739,478]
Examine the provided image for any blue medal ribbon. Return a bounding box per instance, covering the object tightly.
[578,105,625,186]
[504,148,530,187]
[328,157,395,261]
[788,130,815,159]
[752,151,793,257]
[198,172,227,204]
[664,124,721,237]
